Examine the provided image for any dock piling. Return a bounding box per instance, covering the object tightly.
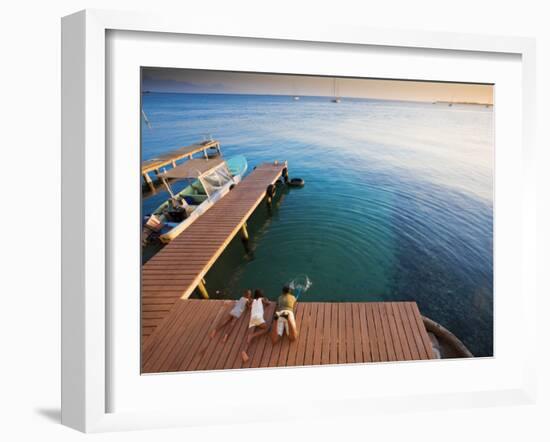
[266,184,276,208]
[240,223,250,242]
[282,167,289,184]
[143,172,155,192]
[241,223,251,253]
[197,279,210,299]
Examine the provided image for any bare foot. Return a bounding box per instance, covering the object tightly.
[241,351,249,362]
[222,334,229,343]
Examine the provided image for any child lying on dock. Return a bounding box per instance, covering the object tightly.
[241,289,272,362]
[210,289,252,343]
[271,285,298,344]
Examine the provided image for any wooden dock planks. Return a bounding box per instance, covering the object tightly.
[141,162,287,340]
[142,300,435,373]
[141,140,220,175]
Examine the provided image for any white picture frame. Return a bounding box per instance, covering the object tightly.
[61,9,537,433]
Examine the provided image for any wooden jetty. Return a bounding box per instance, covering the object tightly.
[141,162,287,339]
[142,140,221,191]
[141,300,434,373]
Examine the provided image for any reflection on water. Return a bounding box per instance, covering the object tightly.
[142,93,494,357]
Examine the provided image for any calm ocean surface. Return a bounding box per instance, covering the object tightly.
[142,93,494,357]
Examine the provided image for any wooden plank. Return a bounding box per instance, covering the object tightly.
[371,303,388,361]
[345,303,355,363]
[391,302,412,360]
[303,303,318,366]
[285,303,306,367]
[259,324,275,368]
[357,303,372,362]
[404,302,430,360]
[385,303,404,361]
[329,303,339,365]
[186,302,230,371]
[365,303,380,362]
[337,303,346,364]
[397,302,420,360]
[410,302,434,359]
[378,302,396,361]
[352,303,364,363]
[312,302,324,366]
[142,299,200,359]
[142,300,206,372]
[293,303,312,366]
[169,301,220,372]
[321,301,332,365]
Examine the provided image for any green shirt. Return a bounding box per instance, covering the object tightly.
[277,293,297,312]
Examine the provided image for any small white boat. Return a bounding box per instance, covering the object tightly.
[293,96,300,101]
[143,155,247,244]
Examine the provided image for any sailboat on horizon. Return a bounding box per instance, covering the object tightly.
[331,78,341,103]
[292,79,300,101]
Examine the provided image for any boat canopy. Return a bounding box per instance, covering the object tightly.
[161,157,225,179]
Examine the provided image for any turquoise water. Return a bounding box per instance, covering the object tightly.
[142,93,494,357]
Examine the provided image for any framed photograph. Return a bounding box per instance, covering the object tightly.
[61,9,537,432]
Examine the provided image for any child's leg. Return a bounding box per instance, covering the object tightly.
[287,311,298,341]
[271,318,281,344]
[222,316,238,342]
[241,326,255,362]
[210,312,233,338]
[242,324,270,361]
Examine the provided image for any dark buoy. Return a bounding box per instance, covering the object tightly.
[287,177,305,187]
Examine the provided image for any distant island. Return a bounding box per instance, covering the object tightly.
[433,101,493,107]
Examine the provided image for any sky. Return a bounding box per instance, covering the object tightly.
[142,68,494,104]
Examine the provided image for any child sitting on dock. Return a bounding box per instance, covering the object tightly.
[241,289,272,362]
[210,289,252,343]
[271,285,298,343]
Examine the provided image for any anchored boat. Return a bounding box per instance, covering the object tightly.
[142,155,248,244]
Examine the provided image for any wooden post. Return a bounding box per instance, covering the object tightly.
[241,223,251,253]
[282,167,289,184]
[143,172,155,192]
[197,279,210,299]
[241,223,249,241]
[171,160,176,168]
[203,148,208,159]
[266,184,276,208]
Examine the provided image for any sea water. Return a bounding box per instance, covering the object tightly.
[142,93,494,357]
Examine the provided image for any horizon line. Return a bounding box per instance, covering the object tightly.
[141,90,493,106]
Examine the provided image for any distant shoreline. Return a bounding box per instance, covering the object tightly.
[434,100,493,106]
[141,91,493,106]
